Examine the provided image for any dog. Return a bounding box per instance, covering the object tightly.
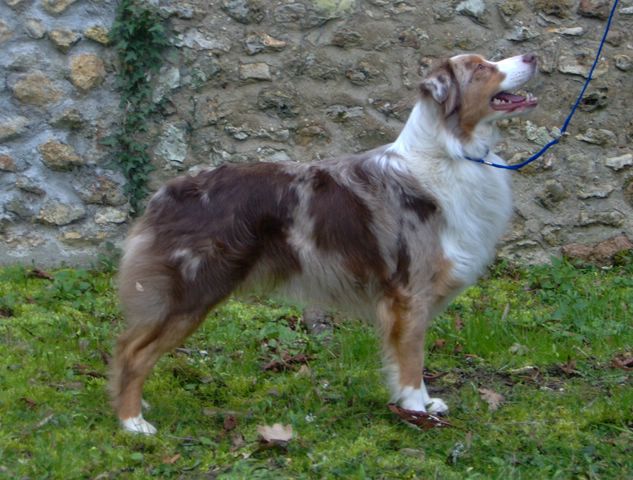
[110,52,538,434]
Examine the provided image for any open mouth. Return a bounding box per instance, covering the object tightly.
[490,91,538,112]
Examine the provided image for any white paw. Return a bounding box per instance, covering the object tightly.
[426,397,449,415]
[121,415,157,435]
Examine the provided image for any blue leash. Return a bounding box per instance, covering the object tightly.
[464,0,620,171]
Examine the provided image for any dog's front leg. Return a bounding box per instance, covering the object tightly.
[378,296,448,414]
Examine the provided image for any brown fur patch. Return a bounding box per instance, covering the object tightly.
[308,168,387,283]
[450,55,506,139]
[379,293,426,388]
[431,257,462,306]
[391,236,411,287]
[400,191,437,223]
[146,163,302,314]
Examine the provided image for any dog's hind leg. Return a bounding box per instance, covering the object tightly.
[377,295,448,414]
[110,310,207,434]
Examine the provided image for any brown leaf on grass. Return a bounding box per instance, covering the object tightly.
[20,397,37,409]
[454,313,464,332]
[28,268,54,281]
[388,403,453,430]
[230,432,245,451]
[262,352,310,372]
[98,349,112,366]
[162,453,181,465]
[295,364,312,377]
[202,408,243,417]
[478,388,504,411]
[223,414,237,432]
[423,370,448,383]
[611,352,633,371]
[559,357,580,376]
[72,363,106,378]
[431,338,446,351]
[257,423,293,446]
[285,315,300,331]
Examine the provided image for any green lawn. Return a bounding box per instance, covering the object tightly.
[0,258,631,479]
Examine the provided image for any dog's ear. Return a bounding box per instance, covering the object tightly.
[420,61,459,116]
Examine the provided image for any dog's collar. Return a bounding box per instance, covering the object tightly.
[463,149,493,166]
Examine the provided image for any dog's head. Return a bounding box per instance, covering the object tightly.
[420,53,538,138]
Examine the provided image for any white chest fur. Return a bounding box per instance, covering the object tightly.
[433,155,513,286]
[389,101,514,287]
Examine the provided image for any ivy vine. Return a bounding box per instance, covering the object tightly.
[108,0,169,214]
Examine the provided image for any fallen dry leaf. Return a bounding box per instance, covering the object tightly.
[432,338,447,351]
[262,352,310,372]
[99,349,112,366]
[423,370,448,383]
[509,343,528,355]
[230,432,245,451]
[28,268,54,281]
[479,388,504,411]
[223,414,237,432]
[202,408,243,417]
[295,364,312,377]
[454,313,464,332]
[20,397,37,410]
[559,357,580,376]
[257,423,293,446]
[72,363,106,378]
[162,453,181,465]
[611,352,633,371]
[388,404,453,430]
[285,315,300,330]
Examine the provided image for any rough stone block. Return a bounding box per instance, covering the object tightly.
[0,116,30,142]
[39,140,84,170]
[25,19,47,39]
[222,0,264,24]
[70,54,106,92]
[41,0,79,15]
[239,62,271,81]
[10,72,62,106]
[94,207,127,225]
[0,154,17,172]
[38,200,86,226]
[0,19,13,44]
[84,25,110,45]
[49,29,81,53]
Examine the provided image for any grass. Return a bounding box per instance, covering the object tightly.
[0,258,631,479]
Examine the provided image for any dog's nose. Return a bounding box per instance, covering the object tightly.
[522,53,537,64]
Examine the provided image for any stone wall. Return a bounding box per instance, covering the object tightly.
[1,0,632,266]
[0,0,124,265]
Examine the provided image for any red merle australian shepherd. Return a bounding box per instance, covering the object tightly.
[110,53,538,434]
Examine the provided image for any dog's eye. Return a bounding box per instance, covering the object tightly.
[476,64,487,71]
